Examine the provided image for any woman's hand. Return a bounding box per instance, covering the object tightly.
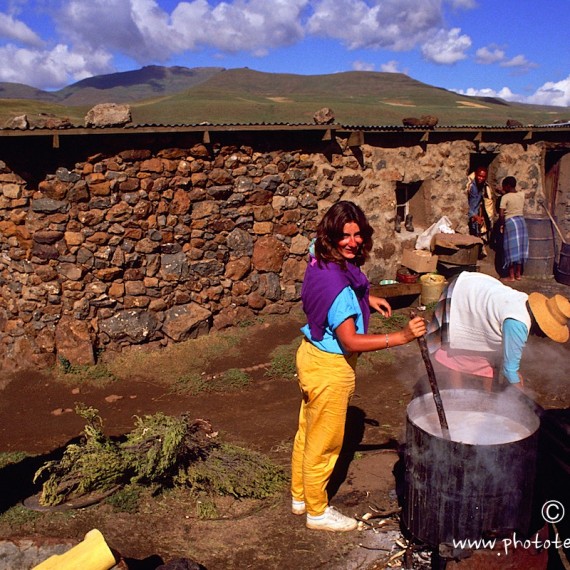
[404,316,427,342]
[335,314,426,354]
[369,295,392,317]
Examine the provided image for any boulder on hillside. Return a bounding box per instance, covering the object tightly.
[85,103,132,127]
[506,119,524,127]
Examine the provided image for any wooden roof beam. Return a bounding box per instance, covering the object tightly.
[347,130,364,146]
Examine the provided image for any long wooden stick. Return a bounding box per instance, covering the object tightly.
[411,310,450,440]
[539,201,567,244]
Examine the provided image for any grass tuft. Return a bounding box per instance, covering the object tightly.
[265,339,301,380]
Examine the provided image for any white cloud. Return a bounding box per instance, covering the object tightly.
[0,44,112,89]
[308,0,445,52]
[475,45,535,73]
[0,12,44,47]
[380,60,402,73]
[475,45,505,64]
[446,0,477,8]
[454,86,520,102]
[352,60,375,71]
[453,75,570,107]
[57,0,308,63]
[500,54,536,71]
[527,75,570,107]
[421,27,471,64]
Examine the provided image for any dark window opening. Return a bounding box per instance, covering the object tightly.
[395,181,428,231]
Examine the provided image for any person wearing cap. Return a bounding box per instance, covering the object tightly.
[426,271,570,391]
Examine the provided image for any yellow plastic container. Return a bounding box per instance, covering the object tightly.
[32,529,116,570]
[420,273,447,305]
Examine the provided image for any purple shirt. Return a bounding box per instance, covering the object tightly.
[301,255,370,342]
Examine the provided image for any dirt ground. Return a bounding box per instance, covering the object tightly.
[0,256,569,570]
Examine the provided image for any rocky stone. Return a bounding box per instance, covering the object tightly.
[55,317,95,366]
[31,198,69,214]
[252,236,287,272]
[99,310,159,343]
[402,115,439,127]
[5,115,29,129]
[84,103,132,127]
[313,107,335,125]
[162,303,212,341]
[225,257,251,280]
[227,228,254,257]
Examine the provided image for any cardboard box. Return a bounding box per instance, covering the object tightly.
[401,249,438,274]
[431,234,482,266]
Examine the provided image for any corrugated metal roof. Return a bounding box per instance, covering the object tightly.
[1,120,570,135]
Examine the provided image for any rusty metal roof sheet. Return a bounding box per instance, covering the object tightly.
[1,120,570,136]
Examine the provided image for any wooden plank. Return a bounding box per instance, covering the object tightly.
[370,282,422,298]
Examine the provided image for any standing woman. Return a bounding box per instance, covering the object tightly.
[499,176,529,281]
[291,201,426,532]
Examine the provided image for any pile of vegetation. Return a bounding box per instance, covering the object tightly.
[33,405,287,508]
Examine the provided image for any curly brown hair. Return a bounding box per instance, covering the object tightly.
[314,201,374,267]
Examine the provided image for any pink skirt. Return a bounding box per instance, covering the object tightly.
[433,347,495,378]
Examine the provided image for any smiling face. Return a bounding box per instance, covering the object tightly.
[475,167,488,186]
[337,222,363,260]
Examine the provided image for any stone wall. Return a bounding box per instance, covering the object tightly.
[0,136,549,370]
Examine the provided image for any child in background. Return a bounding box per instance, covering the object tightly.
[499,176,528,281]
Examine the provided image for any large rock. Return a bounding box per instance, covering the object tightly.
[252,236,287,272]
[85,103,132,127]
[402,115,439,127]
[162,303,212,341]
[99,310,159,344]
[4,115,28,130]
[55,317,95,366]
[313,107,335,125]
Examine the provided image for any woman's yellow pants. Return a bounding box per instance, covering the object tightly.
[291,339,356,516]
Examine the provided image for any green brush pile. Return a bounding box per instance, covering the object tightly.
[34,405,286,507]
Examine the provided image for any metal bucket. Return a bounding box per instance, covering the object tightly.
[402,388,540,547]
[525,215,555,277]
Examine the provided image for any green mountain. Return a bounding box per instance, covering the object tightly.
[0,65,568,127]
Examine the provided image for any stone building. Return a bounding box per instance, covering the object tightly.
[0,122,569,370]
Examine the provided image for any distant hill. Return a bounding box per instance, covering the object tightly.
[0,65,224,105]
[0,65,568,127]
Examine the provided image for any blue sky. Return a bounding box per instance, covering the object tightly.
[0,0,569,106]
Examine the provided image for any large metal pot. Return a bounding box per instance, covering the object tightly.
[402,388,540,547]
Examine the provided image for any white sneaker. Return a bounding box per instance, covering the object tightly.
[306,506,357,532]
[292,499,306,515]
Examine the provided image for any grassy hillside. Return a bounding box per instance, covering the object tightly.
[1,66,568,127]
[132,69,568,126]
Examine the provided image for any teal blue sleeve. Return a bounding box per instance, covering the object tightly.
[328,286,363,332]
[300,287,364,354]
[502,318,529,384]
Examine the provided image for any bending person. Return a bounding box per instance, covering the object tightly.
[291,200,426,532]
[426,271,570,392]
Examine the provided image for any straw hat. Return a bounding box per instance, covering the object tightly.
[528,293,570,343]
